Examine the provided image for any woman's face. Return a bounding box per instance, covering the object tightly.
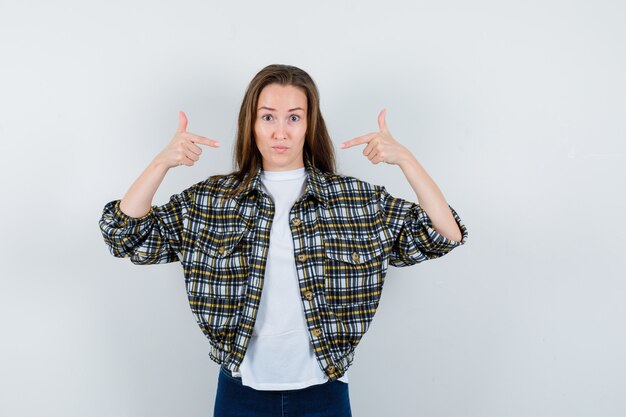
[254,83,307,171]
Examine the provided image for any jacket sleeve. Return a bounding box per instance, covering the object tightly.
[376,185,468,267]
[98,184,198,265]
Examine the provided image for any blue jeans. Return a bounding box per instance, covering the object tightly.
[214,366,352,417]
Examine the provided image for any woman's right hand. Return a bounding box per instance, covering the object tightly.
[154,111,221,169]
[119,111,220,218]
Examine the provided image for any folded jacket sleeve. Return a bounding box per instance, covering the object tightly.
[376,185,468,267]
[98,184,198,265]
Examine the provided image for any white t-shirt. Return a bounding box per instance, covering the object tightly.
[232,166,349,390]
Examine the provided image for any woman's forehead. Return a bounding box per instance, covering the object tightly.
[258,84,307,110]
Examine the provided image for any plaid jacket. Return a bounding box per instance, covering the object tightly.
[99,158,468,380]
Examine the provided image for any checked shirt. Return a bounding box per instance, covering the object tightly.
[99,158,468,380]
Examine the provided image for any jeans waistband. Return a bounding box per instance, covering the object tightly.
[220,366,242,381]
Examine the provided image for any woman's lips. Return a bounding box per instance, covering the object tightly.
[272,146,288,153]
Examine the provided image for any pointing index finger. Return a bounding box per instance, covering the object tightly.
[340,132,376,149]
[188,133,221,147]
[198,137,221,148]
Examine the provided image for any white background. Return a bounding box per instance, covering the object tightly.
[1,1,625,416]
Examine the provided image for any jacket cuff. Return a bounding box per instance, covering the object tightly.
[109,200,154,227]
[415,203,468,251]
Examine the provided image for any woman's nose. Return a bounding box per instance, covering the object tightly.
[273,121,287,139]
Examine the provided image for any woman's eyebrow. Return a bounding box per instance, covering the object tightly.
[257,106,305,112]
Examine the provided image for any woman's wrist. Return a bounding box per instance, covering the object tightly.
[150,155,172,172]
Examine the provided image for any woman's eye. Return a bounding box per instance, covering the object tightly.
[261,114,273,121]
[290,115,300,122]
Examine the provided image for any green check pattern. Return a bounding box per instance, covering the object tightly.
[99,158,468,380]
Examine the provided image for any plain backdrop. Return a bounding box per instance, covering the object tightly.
[1,1,625,416]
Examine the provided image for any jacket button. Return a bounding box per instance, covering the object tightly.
[303,290,313,300]
[291,217,302,227]
[326,365,336,374]
[218,246,226,255]
[312,328,322,337]
[351,251,360,263]
[297,253,307,262]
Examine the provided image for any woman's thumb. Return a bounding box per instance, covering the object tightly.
[177,110,188,132]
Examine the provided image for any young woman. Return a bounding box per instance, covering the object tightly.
[99,64,468,417]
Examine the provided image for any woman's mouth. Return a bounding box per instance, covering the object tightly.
[272,146,288,153]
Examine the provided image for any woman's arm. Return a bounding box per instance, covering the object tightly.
[340,109,463,243]
[119,159,170,218]
[395,154,463,242]
[99,111,221,264]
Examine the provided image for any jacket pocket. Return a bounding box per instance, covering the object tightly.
[323,234,386,306]
[188,294,242,344]
[187,227,249,298]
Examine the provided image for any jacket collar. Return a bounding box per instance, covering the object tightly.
[235,157,329,207]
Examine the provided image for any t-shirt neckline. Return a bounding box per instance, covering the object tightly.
[261,167,306,181]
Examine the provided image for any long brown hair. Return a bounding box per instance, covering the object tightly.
[221,64,335,196]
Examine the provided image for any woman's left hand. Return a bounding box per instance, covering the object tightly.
[340,109,414,166]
